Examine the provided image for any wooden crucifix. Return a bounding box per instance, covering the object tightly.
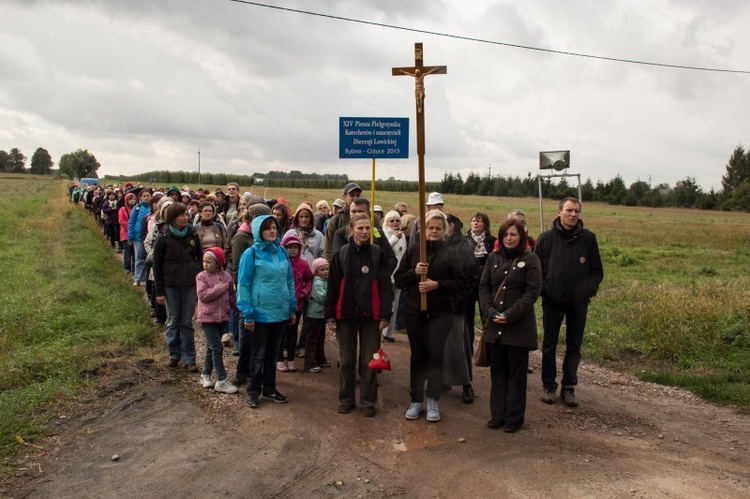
[392,43,446,310]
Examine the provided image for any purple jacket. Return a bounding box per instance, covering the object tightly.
[196,269,236,324]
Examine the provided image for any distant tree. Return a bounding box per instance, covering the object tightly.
[8,148,26,173]
[0,150,8,172]
[672,176,703,207]
[58,149,100,179]
[721,145,750,197]
[30,147,54,175]
[604,175,627,205]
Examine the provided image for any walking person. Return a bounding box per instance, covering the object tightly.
[395,210,464,423]
[479,218,542,432]
[196,247,239,394]
[534,197,604,407]
[236,215,297,409]
[153,202,203,370]
[325,214,393,417]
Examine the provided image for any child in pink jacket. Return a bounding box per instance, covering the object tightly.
[196,247,238,394]
[277,233,313,372]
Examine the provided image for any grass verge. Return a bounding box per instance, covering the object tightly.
[0,177,155,467]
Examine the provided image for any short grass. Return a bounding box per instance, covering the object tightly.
[0,175,155,466]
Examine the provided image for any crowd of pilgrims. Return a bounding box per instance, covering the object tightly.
[72,180,542,432]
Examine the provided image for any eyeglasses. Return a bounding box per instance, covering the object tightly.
[388,219,401,224]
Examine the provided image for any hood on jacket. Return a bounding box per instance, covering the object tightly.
[281,233,302,257]
[157,197,174,222]
[292,203,314,228]
[251,215,282,250]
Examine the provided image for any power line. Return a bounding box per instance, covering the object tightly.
[230,0,750,74]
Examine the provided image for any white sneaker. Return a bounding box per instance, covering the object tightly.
[426,397,440,422]
[200,374,214,389]
[214,379,239,394]
[405,402,424,420]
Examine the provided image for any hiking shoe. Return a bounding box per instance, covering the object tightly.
[168,358,179,368]
[426,397,440,422]
[404,402,424,420]
[200,374,214,389]
[185,363,199,373]
[361,406,376,417]
[261,391,289,404]
[542,387,557,404]
[462,385,475,404]
[337,403,355,414]
[246,394,260,408]
[214,379,239,394]
[232,373,248,386]
[276,361,289,372]
[561,389,579,408]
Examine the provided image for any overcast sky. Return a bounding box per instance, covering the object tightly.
[2,0,748,190]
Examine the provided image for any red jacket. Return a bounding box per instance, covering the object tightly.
[196,269,236,324]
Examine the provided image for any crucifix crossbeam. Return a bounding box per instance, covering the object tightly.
[392,42,446,310]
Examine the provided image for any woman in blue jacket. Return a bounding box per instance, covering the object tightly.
[128,188,152,286]
[237,215,297,409]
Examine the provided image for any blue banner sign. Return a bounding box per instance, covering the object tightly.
[339,117,409,159]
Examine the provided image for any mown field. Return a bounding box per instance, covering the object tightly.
[1,174,749,466]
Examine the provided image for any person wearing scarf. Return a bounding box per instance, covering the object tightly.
[478,218,542,433]
[464,212,497,347]
[153,202,203,371]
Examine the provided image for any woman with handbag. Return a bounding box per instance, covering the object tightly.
[478,218,542,433]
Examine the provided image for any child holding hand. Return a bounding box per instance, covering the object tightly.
[196,247,238,394]
[304,258,330,373]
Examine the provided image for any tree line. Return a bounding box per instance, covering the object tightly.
[3,144,748,212]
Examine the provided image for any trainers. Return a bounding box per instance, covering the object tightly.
[337,403,355,414]
[200,374,214,389]
[276,361,289,372]
[321,361,331,368]
[214,379,239,394]
[426,397,440,422]
[542,387,557,404]
[286,361,297,372]
[404,402,424,420]
[261,391,289,404]
[296,348,305,358]
[462,385,475,404]
[561,389,579,407]
[361,406,376,417]
[232,373,248,385]
[247,394,260,408]
[527,366,534,374]
[309,366,321,373]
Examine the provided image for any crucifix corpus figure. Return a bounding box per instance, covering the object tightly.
[392,43,447,310]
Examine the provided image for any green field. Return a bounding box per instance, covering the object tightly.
[1,174,749,465]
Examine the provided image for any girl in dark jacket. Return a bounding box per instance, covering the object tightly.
[325,214,393,417]
[478,218,541,433]
[153,202,203,371]
[394,210,464,423]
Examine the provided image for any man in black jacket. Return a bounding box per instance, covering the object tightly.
[534,197,603,408]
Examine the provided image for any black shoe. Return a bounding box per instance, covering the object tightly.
[261,391,288,404]
[184,363,199,373]
[561,389,579,407]
[361,406,376,417]
[504,425,520,433]
[384,336,395,343]
[487,418,504,429]
[337,403,355,414]
[542,387,556,404]
[168,358,179,368]
[462,385,475,404]
[247,394,260,408]
[232,373,248,386]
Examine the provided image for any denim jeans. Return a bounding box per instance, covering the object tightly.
[202,322,228,380]
[336,320,381,408]
[133,241,148,283]
[123,241,134,273]
[164,286,197,364]
[541,301,589,391]
[229,307,241,350]
[247,321,286,397]
[405,313,452,402]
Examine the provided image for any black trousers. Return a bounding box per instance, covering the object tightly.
[488,342,529,427]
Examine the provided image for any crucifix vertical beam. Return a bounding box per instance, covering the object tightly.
[392,43,446,310]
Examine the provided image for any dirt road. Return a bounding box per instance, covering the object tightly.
[4,331,749,498]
